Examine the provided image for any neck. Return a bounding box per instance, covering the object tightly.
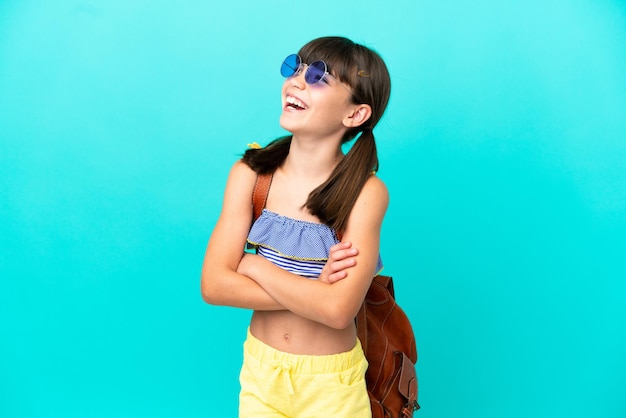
[282,134,344,179]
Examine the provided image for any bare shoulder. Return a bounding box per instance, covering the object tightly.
[221,160,257,215]
[345,175,389,233]
[225,160,257,194]
[228,159,257,182]
[355,174,389,213]
[362,174,389,199]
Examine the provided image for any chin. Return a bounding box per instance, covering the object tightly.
[279,115,297,133]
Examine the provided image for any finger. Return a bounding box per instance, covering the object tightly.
[327,270,348,284]
[330,241,352,253]
[329,248,359,263]
[328,257,357,274]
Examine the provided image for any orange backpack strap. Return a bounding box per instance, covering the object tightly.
[252,173,273,222]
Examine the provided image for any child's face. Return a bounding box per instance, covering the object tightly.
[279,65,357,139]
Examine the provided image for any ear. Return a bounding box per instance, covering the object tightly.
[343,104,372,128]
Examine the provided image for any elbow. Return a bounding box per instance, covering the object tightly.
[323,304,359,330]
[328,317,355,331]
[200,269,222,306]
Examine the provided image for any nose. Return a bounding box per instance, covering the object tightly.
[288,65,307,89]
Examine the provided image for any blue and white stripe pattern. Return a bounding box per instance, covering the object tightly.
[247,209,383,279]
[257,246,327,278]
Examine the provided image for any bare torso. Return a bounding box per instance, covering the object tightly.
[250,310,357,355]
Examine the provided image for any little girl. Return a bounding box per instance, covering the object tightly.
[201,36,391,417]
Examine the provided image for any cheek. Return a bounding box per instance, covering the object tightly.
[314,89,348,108]
[326,97,353,119]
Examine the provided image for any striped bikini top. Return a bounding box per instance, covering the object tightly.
[246,209,383,279]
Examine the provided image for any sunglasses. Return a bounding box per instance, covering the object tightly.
[280,53,353,97]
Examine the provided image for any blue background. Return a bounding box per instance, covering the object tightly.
[1,1,625,417]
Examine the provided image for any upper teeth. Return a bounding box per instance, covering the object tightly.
[286,96,306,109]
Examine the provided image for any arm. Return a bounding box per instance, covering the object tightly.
[200,160,285,310]
[201,161,357,310]
[237,176,389,329]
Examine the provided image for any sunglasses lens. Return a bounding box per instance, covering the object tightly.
[305,61,327,84]
[281,54,301,77]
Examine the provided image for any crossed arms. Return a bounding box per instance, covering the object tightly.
[201,161,388,330]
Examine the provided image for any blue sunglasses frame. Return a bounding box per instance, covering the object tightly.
[280,53,331,84]
[280,53,356,100]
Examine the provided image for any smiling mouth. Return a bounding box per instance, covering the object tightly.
[285,95,308,110]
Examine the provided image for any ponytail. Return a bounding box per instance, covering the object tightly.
[241,136,291,174]
[307,129,378,232]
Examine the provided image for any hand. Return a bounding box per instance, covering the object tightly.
[318,242,359,284]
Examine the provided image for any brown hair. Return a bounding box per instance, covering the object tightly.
[242,36,391,232]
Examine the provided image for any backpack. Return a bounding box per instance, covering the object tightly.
[356,275,420,417]
[252,173,420,417]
